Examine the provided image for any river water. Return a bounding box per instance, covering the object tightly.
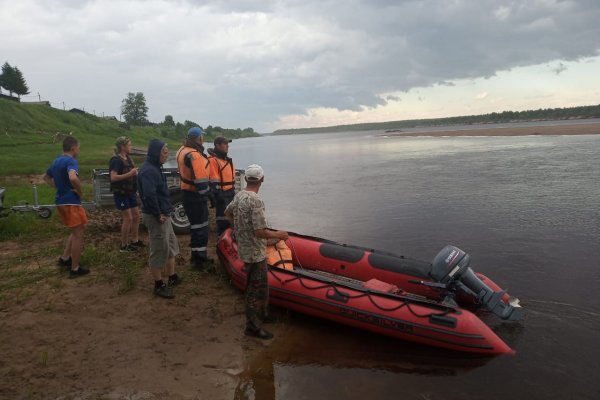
[224,124,600,400]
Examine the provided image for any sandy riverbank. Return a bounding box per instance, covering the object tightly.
[382,122,600,137]
[0,210,276,399]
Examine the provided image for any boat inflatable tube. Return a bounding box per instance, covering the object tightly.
[431,245,522,321]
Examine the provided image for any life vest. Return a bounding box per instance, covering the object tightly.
[208,153,235,191]
[266,240,294,270]
[109,155,137,195]
[175,146,210,194]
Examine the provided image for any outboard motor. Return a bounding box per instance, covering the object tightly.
[431,245,522,321]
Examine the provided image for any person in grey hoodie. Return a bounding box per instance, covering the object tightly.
[138,139,181,299]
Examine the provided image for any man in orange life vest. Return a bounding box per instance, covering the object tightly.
[176,127,215,269]
[208,136,235,236]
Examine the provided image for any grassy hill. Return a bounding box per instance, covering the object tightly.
[0,98,260,207]
[0,98,258,177]
[1,99,163,176]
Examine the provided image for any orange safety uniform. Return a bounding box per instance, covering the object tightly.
[175,146,212,194]
[208,154,235,191]
[266,240,294,270]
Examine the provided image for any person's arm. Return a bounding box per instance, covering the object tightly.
[43,172,54,187]
[190,153,210,194]
[138,169,161,219]
[110,168,138,182]
[68,169,82,198]
[251,198,287,240]
[255,228,288,241]
[208,157,221,192]
[109,157,138,182]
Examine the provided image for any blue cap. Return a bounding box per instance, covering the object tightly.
[187,127,204,138]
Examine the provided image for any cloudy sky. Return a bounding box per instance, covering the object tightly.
[1,0,599,132]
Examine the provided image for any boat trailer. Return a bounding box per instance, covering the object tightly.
[8,182,95,219]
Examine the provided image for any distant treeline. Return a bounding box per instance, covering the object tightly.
[148,119,259,141]
[271,104,600,135]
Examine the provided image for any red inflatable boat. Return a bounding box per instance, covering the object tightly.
[217,229,522,355]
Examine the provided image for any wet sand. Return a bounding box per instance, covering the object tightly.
[382,122,600,137]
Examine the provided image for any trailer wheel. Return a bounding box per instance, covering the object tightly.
[169,189,190,235]
[37,207,52,219]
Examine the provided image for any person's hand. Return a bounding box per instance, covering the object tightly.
[159,214,168,224]
[130,168,139,177]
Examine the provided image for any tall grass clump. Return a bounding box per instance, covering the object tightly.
[82,245,144,294]
[0,213,63,241]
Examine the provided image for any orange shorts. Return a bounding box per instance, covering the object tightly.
[57,205,88,228]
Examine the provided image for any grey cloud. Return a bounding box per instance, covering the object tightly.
[1,0,599,131]
[551,62,567,75]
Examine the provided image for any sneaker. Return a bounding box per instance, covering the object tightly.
[69,266,90,279]
[57,256,72,269]
[119,244,138,253]
[154,284,175,299]
[244,328,274,340]
[167,274,183,287]
[130,240,146,248]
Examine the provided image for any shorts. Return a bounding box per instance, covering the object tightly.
[57,205,88,228]
[142,213,179,268]
[114,194,138,210]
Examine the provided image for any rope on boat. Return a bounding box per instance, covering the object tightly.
[266,259,452,320]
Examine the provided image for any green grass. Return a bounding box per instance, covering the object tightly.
[0,228,147,303]
[0,98,183,176]
[0,97,260,176]
[0,242,65,304]
[0,179,93,208]
[0,210,145,297]
[0,212,64,241]
[82,244,144,294]
[0,97,244,303]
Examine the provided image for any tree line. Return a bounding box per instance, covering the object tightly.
[0,62,30,99]
[120,91,258,139]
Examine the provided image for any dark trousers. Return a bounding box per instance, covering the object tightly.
[245,259,269,331]
[182,190,209,263]
[215,189,235,236]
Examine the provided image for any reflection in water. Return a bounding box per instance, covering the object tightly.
[234,313,494,400]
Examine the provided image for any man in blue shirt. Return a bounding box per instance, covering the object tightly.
[43,136,90,278]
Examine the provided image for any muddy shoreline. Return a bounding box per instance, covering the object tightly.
[0,210,272,399]
[381,122,600,137]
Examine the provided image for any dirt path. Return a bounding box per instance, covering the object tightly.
[0,210,271,399]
